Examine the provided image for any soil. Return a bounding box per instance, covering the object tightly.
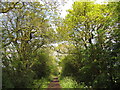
[47,77,61,90]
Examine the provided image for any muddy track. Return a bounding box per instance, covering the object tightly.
[47,77,61,90]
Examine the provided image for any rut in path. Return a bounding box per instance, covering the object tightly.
[47,77,61,90]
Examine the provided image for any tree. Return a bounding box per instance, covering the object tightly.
[59,1,120,88]
[1,1,60,88]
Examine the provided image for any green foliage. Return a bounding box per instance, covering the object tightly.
[60,77,85,88]
[93,73,112,88]
[59,1,120,89]
[61,54,79,77]
[1,1,60,89]
[2,67,35,88]
[1,1,120,89]
[33,78,50,88]
[2,69,14,88]
[32,49,53,79]
[60,77,78,88]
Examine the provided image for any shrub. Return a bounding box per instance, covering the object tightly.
[60,77,85,88]
[33,77,50,88]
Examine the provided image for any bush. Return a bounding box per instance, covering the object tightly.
[60,77,85,88]
[33,77,50,88]
[31,49,54,79]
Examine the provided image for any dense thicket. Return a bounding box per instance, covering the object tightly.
[58,2,120,89]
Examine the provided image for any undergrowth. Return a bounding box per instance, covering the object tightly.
[33,77,50,89]
[60,77,86,88]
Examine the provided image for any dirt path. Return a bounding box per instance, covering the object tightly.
[47,77,61,90]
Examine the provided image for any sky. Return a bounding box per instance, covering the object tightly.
[60,0,75,18]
